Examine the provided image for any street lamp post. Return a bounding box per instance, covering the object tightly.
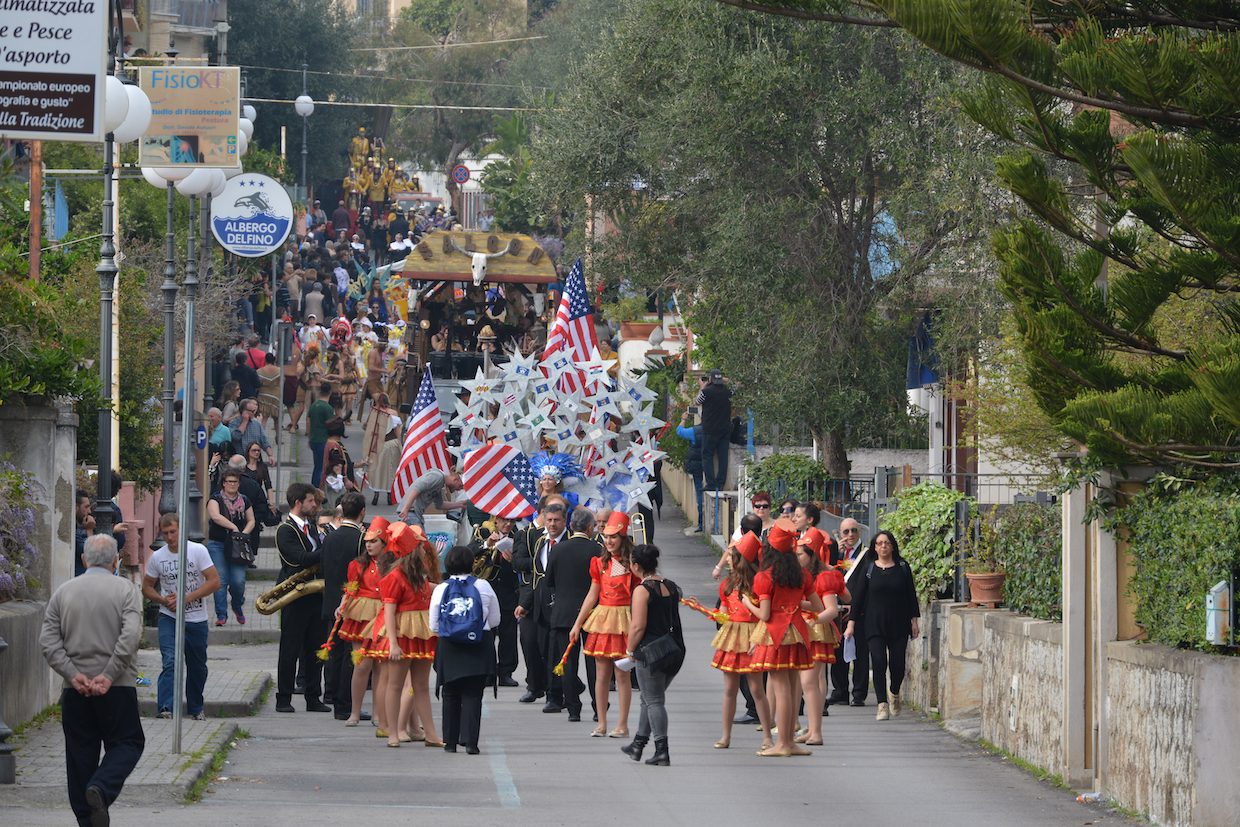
[295,64,314,198]
[158,179,178,515]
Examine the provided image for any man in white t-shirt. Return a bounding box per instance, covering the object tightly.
[142,513,219,719]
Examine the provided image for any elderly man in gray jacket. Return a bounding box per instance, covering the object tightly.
[40,533,145,827]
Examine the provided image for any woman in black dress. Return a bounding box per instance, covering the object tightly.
[843,530,920,722]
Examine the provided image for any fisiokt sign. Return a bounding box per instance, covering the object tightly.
[0,0,107,141]
[139,65,239,168]
[210,174,293,257]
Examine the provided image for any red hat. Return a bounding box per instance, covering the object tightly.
[734,531,761,565]
[602,511,630,536]
[767,519,798,553]
[363,516,391,541]
[798,527,828,563]
[386,522,419,558]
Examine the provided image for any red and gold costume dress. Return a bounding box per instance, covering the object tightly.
[710,581,759,673]
[582,555,640,659]
[339,558,383,642]
[806,568,845,664]
[748,569,815,671]
[365,568,436,660]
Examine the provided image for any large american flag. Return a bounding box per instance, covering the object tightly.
[391,367,454,502]
[540,258,598,394]
[461,444,539,519]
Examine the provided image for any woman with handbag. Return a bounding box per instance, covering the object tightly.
[620,544,684,767]
[205,469,256,627]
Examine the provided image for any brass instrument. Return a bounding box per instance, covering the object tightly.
[471,521,503,581]
[255,566,324,615]
[629,512,649,546]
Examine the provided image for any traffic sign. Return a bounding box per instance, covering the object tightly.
[210,174,293,257]
[451,164,470,184]
[195,424,207,451]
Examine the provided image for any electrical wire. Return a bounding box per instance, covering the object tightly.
[244,96,535,112]
[351,35,547,52]
[237,62,547,92]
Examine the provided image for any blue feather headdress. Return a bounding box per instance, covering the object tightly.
[528,451,583,484]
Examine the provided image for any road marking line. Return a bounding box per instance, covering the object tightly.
[489,741,520,809]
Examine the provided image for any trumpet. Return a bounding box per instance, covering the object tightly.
[629,512,649,546]
[255,566,324,615]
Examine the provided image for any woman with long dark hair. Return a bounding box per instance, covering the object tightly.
[844,530,920,721]
[621,544,684,767]
[338,516,388,726]
[709,532,772,750]
[743,520,831,757]
[570,512,641,738]
[794,530,843,745]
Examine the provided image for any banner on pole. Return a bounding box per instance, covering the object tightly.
[210,173,293,257]
[139,66,239,168]
[0,2,108,141]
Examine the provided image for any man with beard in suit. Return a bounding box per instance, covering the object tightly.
[543,507,601,722]
[512,496,567,706]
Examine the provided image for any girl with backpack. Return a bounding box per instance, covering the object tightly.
[709,531,773,751]
[568,511,642,739]
[367,523,442,748]
[429,545,500,754]
[742,520,832,758]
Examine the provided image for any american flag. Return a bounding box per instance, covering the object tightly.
[391,367,454,502]
[461,444,539,519]
[540,258,598,394]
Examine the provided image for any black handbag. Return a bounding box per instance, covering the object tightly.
[635,633,683,673]
[227,531,255,564]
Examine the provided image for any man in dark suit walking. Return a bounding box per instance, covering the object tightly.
[544,507,601,722]
[512,496,567,705]
[274,482,330,713]
[319,491,366,719]
[470,513,521,687]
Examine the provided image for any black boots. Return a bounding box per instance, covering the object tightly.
[644,737,670,766]
[621,734,649,761]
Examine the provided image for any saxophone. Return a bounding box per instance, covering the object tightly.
[255,566,324,615]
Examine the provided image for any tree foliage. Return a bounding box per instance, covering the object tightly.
[531,0,999,474]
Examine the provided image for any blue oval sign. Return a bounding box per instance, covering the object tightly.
[210,174,293,257]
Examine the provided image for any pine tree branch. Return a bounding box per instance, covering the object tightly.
[711,0,898,26]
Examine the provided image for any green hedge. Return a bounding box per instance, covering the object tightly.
[995,503,1062,621]
[880,481,966,604]
[743,453,829,502]
[1112,484,1240,652]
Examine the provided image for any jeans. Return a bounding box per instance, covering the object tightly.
[206,540,246,621]
[700,431,730,491]
[61,686,144,824]
[634,663,672,740]
[309,440,325,488]
[688,466,705,529]
[156,614,209,715]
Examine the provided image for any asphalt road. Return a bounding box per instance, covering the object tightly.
[13,505,1143,826]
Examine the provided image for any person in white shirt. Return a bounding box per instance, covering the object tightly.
[429,545,501,754]
[141,513,219,720]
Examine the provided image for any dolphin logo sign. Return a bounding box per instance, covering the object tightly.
[211,173,293,258]
[234,192,271,214]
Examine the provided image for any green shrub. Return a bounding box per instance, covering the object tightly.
[743,453,829,502]
[995,502,1061,621]
[880,481,967,604]
[1111,483,1240,652]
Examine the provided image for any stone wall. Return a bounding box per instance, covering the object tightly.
[0,601,56,732]
[980,612,1064,780]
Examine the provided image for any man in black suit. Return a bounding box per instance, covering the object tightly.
[274,482,330,713]
[319,491,366,719]
[543,507,601,722]
[470,514,520,687]
[830,518,872,706]
[512,496,567,705]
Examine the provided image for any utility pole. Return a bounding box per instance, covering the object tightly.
[28,141,41,280]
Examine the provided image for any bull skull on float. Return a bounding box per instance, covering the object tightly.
[445,237,514,286]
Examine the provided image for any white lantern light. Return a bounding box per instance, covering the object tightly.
[224,163,244,179]
[236,129,249,157]
[176,168,217,196]
[155,166,192,182]
[141,167,168,189]
[104,76,129,134]
[238,118,254,141]
[242,104,256,122]
[294,95,314,118]
[112,84,152,143]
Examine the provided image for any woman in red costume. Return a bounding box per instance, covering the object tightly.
[570,511,641,738]
[794,528,844,746]
[709,531,773,751]
[337,516,388,726]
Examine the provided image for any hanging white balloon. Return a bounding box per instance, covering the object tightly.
[176,168,217,196]
[112,84,152,143]
[242,104,256,122]
[140,167,168,189]
[238,118,254,141]
[155,166,192,182]
[104,76,129,134]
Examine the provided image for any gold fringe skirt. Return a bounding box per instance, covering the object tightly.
[583,604,631,659]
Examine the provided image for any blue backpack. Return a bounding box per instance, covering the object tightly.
[438,576,485,644]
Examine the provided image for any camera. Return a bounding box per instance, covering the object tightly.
[686,406,698,416]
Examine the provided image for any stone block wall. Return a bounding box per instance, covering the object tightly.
[980,612,1064,780]
[0,601,56,731]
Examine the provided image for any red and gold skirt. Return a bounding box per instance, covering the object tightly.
[806,617,839,665]
[748,622,812,672]
[583,604,630,659]
[339,596,382,642]
[710,620,757,673]
[363,609,437,660]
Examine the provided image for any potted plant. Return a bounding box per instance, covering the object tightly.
[960,505,1006,607]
